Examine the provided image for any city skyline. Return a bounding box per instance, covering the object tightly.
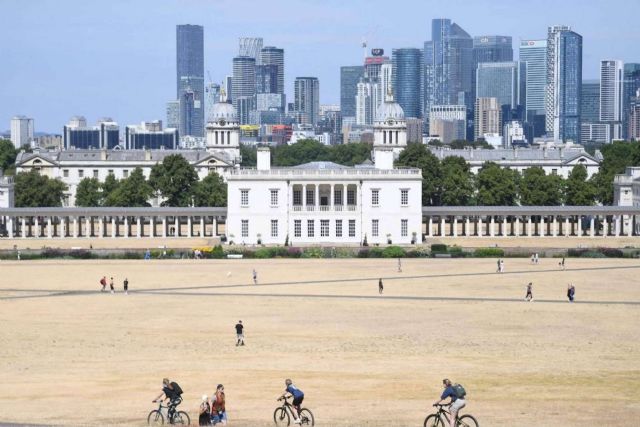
[1,0,639,132]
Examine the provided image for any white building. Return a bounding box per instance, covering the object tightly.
[226,147,422,245]
[373,88,407,159]
[11,115,34,149]
[614,167,640,207]
[205,97,241,163]
[0,171,14,209]
[503,121,527,148]
[600,59,624,139]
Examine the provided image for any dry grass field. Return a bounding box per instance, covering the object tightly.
[1,257,639,426]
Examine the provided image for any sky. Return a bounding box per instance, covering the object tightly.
[1,0,639,133]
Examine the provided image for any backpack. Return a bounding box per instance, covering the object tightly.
[171,382,183,396]
[453,383,466,399]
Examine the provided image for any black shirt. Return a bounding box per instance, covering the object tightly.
[163,385,178,400]
[235,323,243,334]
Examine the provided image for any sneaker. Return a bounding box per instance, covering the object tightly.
[241,342,245,346]
[293,420,301,424]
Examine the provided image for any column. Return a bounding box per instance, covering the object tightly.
[465,217,470,237]
[553,216,558,237]
[8,217,13,239]
[602,216,608,237]
[174,216,179,237]
[453,217,458,237]
[124,217,129,238]
[200,217,205,237]
[47,217,52,239]
[72,217,78,238]
[162,217,167,238]
[303,184,307,208]
[540,216,545,237]
[98,217,104,238]
[440,217,446,237]
[427,217,433,237]
[502,217,508,237]
[60,217,66,238]
[627,215,633,237]
[527,216,532,237]
[314,184,319,208]
[150,217,155,238]
[85,217,91,238]
[212,218,217,236]
[137,217,141,238]
[330,184,334,208]
[34,216,39,238]
[577,217,582,237]
[515,217,520,237]
[477,218,483,237]
[111,218,116,238]
[490,216,495,237]
[21,218,26,238]
[590,217,595,237]
[565,217,570,237]
[615,216,620,237]
[187,217,192,238]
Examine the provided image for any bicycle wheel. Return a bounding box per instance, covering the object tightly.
[273,407,290,426]
[299,408,314,426]
[147,410,164,426]
[172,411,190,425]
[424,414,444,427]
[457,414,479,427]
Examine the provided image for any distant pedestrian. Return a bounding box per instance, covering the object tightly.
[235,320,244,346]
[123,278,129,295]
[525,282,533,302]
[100,276,107,292]
[144,249,151,260]
[568,284,575,302]
[109,277,115,294]
[530,253,535,264]
[252,269,257,285]
[500,259,505,273]
[534,253,539,264]
[559,257,565,270]
[379,278,383,294]
[17,250,21,261]
[397,258,402,273]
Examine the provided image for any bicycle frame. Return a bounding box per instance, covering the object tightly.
[280,397,300,419]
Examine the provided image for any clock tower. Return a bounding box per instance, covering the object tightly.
[205,87,241,164]
[373,84,407,159]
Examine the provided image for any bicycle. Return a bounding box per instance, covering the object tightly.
[424,403,479,427]
[273,395,314,426]
[148,400,191,425]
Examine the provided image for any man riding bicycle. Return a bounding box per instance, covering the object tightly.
[433,378,466,427]
[152,378,184,420]
[280,379,304,424]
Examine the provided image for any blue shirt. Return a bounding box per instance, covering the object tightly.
[286,384,304,399]
[441,386,458,402]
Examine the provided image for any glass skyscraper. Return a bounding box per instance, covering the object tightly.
[340,66,364,118]
[476,61,526,110]
[623,63,640,139]
[581,80,600,123]
[431,19,473,108]
[545,25,572,134]
[519,40,547,137]
[261,46,285,111]
[232,56,256,124]
[472,36,513,107]
[176,24,204,137]
[392,48,423,119]
[294,77,320,125]
[552,30,583,143]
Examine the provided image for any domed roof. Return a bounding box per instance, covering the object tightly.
[375,99,405,122]
[209,101,238,123]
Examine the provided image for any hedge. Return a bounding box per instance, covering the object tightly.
[474,248,505,257]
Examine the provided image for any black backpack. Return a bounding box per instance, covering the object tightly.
[171,382,183,396]
[453,383,466,399]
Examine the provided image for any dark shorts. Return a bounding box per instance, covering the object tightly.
[292,396,304,407]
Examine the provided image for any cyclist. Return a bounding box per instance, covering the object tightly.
[433,378,466,427]
[152,378,184,421]
[280,379,304,424]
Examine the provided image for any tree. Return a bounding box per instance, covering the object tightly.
[192,171,227,207]
[75,177,102,207]
[328,142,371,166]
[104,167,153,207]
[450,139,494,150]
[0,139,18,173]
[591,141,640,204]
[102,173,120,201]
[440,156,475,205]
[272,139,330,166]
[240,144,257,167]
[565,165,597,206]
[15,170,67,207]
[396,142,443,206]
[475,162,519,206]
[149,154,199,206]
[519,167,564,206]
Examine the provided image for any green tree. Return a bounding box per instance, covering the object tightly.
[104,167,153,207]
[101,173,120,202]
[328,142,371,166]
[591,141,640,204]
[75,177,102,207]
[0,139,18,173]
[450,139,494,150]
[519,167,564,206]
[15,170,67,207]
[240,144,257,167]
[149,154,199,206]
[475,162,519,206]
[440,156,475,205]
[272,139,330,166]
[565,164,597,206]
[192,171,227,207]
[396,142,442,206]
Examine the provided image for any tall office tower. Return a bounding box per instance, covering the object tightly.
[474,97,502,140]
[63,117,119,149]
[423,41,434,133]
[364,52,389,81]
[340,66,364,119]
[205,83,221,122]
[232,56,256,124]
[623,64,640,139]
[550,29,582,142]
[545,25,572,134]
[10,115,34,149]
[256,64,279,94]
[581,80,600,122]
[261,47,285,94]
[176,25,204,137]
[166,101,180,129]
[294,77,320,126]
[431,19,473,108]
[600,60,624,139]
[472,36,513,103]
[476,62,526,110]
[239,37,263,64]
[630,90,640,140]
[224,76,233,102]
[392,48,423,118]
[519,40,547,137]
[356,75,379,125]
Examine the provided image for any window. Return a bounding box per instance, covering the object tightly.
[241,189,249,207]
[306,189,314,205]
[334,189,343,205]
[371,189,379,206]
[63,170,69,178]
[321,220,329,237]
[241,220,249,237]
[551,169,558,175]
[271,219,278,238]
[123,170,129,178]
[93,169,99,178]
[270,189,279,207]
[349,219,356,237]
[78,169,84,178]
[293,190,302,205]
[335,220,342,237]
[108,169,114,175]
[372,219,379,237]
[347,189,356,205]
[294,220,302,237]
[307,220,315,237]
[401,219,408,237]
[401,189,409,206]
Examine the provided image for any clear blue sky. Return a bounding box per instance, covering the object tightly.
[1,0,639,133]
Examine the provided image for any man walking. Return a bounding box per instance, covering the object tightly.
[235,320,245,346]
[123,278,129,295]
[109,277,115,294]
[378,278,384,294]
[397,258,402,273]
[252,269,258,285]
[100,276,107,292]
[525,282,533,302]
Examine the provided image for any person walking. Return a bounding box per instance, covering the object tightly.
[397,258,402,273]
[568,284,575,302]
[500,259,505,273]
[235,320,244,346]
[496,259,501,273]
[378,278,384,294]
[123,278,129,295]
[100,276,107,292]
[109,277,115,294]
[210,384,227,425]
[525,282,533,302]
[252,269,258,285]
[199,394,211,426]
[534,253,539,264]
[559,257,565,270]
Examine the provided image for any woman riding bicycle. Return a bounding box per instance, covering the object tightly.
[433,378,466,427]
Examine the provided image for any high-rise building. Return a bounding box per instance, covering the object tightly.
[125,121,179,150]
[232,56,257,124]
[166,101,180,129]
[629,90,640,140]
[10,115,34,149]
[476,62,526,110]
[503,121,527,147]
[356,76,379,125]
[340,66,364,119]
[600,60,624,139]
[623,64,640,140]
[548,28,582,142]
[176,25,204,137]
[256,64,279,94]
[545,25,572,134]
[224,76,233,102]
[239,37,263,64]
[261,46,285,94]
[392,48,423,119]
[472,36,513,103]
[294,77,320,126]
[581,80,600,123]
[519,40,547,137]
[429,105,466,143]
[205,83,221,122]
[63,117,119,150]
[474,97,502,140]
[423,41,434,132]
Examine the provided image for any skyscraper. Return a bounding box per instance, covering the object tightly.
[392,48,423,119]
[10,115,34,149]
[600,60,624,139]
[239,37,263,64]
[581,80,600,123]
[256,64,279,94]
[472,36,513,104]
[166,101,180,129]
[474,97,502,140]
[623,64,640,139]
[232,56,256,124]
[176,25,204,137]
[476,62,526,110]
[294,77,320,126]
[431,19,473,108]
[519,40,547,138]
[205,83,221,122]
[550,29,583,142]
[423,41,434,131]
[545,25,571,134]
[261,46,285,109]
[340,66,364,119]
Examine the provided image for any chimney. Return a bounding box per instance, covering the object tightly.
[543,147,548,159]
[100,148,107,161]
[374,147,394,170]
[257,147,271,170]
[144,149,151,161]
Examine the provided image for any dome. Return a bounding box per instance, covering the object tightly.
[375,100,405,122]
[209,101,238,123]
